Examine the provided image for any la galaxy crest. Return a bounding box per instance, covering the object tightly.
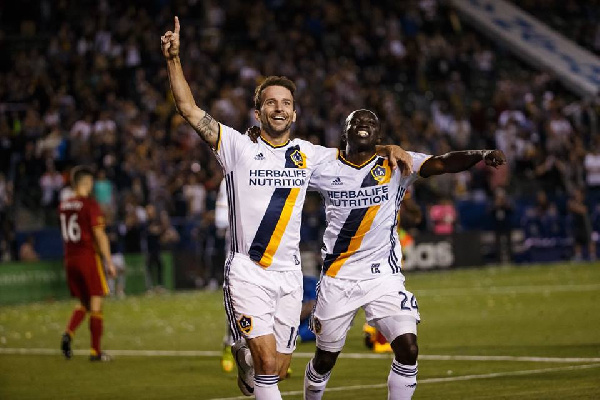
[289,149,306,169]
[370,165,387,182]
[312,317,322,334]
[238,315,253,335]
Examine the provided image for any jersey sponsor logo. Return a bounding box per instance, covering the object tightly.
[254,153,265,160]
[238,315,253,334]
[248,169,307,187]
[371,165,387,182]
[327,186,389,208]
[370,263,381,274]
[331,177,343,186]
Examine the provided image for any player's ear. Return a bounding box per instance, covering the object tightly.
[292,110,297,123]
[254,109,261,123]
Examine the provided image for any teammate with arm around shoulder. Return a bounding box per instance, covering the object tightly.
[59,166,116,362]
[303,110,506,399]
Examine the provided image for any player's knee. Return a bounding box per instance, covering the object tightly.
[392,334,418,365]
[254,353,278,375]
[277,366,288,381]
[313,349,339,374]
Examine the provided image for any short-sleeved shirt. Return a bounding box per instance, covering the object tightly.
[59,196,104,259]
[214,123,336,271]
[309,151,432,280]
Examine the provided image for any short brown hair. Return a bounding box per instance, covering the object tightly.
[70,165,94,187]
[254,76,296,110]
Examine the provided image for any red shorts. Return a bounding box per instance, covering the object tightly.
[65,253,109,300]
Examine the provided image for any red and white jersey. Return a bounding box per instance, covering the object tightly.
[309,151,432,280]
[59,196,104,259]
[214,123,336,271]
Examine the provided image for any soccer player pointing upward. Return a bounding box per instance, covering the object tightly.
[304,110,506,399]
[161,17,411,399]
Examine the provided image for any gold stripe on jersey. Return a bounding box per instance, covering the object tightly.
[258,187,301,267]
[326,203,381,277]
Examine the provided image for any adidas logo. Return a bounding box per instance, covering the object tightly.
[331,177,343,186]
[254,153,265,160]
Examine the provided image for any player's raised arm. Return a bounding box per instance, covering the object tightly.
[161,16,219,148]
[419,149,506,178]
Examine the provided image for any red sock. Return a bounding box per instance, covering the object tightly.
[66,307,87,336]
[89,312,103,356]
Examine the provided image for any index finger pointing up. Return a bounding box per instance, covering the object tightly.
[174,16,180,34]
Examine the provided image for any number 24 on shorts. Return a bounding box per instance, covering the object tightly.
[399,291,418,311]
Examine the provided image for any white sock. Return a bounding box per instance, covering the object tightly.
[254,375,281,400]
[304,359,331,400]
[388,360,417,400]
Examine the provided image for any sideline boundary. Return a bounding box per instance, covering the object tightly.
[1,347,599,363]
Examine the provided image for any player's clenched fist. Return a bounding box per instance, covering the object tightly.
[161,16,181,59]
[483,149,507,168]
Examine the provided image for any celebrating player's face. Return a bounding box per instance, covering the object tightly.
[255,85,296,138]
[344,109,380,150]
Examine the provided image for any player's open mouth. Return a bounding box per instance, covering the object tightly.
[357,129,370,137]
[271,115,287,122]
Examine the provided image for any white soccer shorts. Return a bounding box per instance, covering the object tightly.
[224,253,303,354]
[313,274,420,353]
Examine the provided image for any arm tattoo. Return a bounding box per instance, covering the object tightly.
[194,112,216,141]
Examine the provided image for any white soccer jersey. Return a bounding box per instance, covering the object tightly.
[309,151,432,280]
[215,123,337,271]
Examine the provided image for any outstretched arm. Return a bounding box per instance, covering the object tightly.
[161,16,219,148]
[420,150,506,178]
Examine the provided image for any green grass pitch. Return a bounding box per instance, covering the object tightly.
[1,263,599,399]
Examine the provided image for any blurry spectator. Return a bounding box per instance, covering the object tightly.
[534,153,566,194]
[39,162,63,224]
[568,188,596,261]
[429,197,457,235]
[19,235,39,262]
[106,219,127,298]
[491,187,513,264]
[159,210,180,249]
[584,141,600,196]
[144,204,164,291]
[183,175,206,219]
[93,169,114,213]
[524,190,565,240]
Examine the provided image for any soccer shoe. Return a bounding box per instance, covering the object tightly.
[231,340,254,396]
[61,333,72,360]
[373,341,393,353]
[90,352,112,362]
[221,345,234,373]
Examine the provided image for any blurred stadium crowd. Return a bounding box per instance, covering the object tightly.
[1,0,600,269]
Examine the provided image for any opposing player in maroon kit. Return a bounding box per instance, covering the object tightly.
[59,166,116,361]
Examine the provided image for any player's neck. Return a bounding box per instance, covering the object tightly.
[343,146,376,166]
[260,130,290,146]
[74,189,89,198]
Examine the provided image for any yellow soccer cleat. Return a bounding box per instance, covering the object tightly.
[221,345,234,373]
